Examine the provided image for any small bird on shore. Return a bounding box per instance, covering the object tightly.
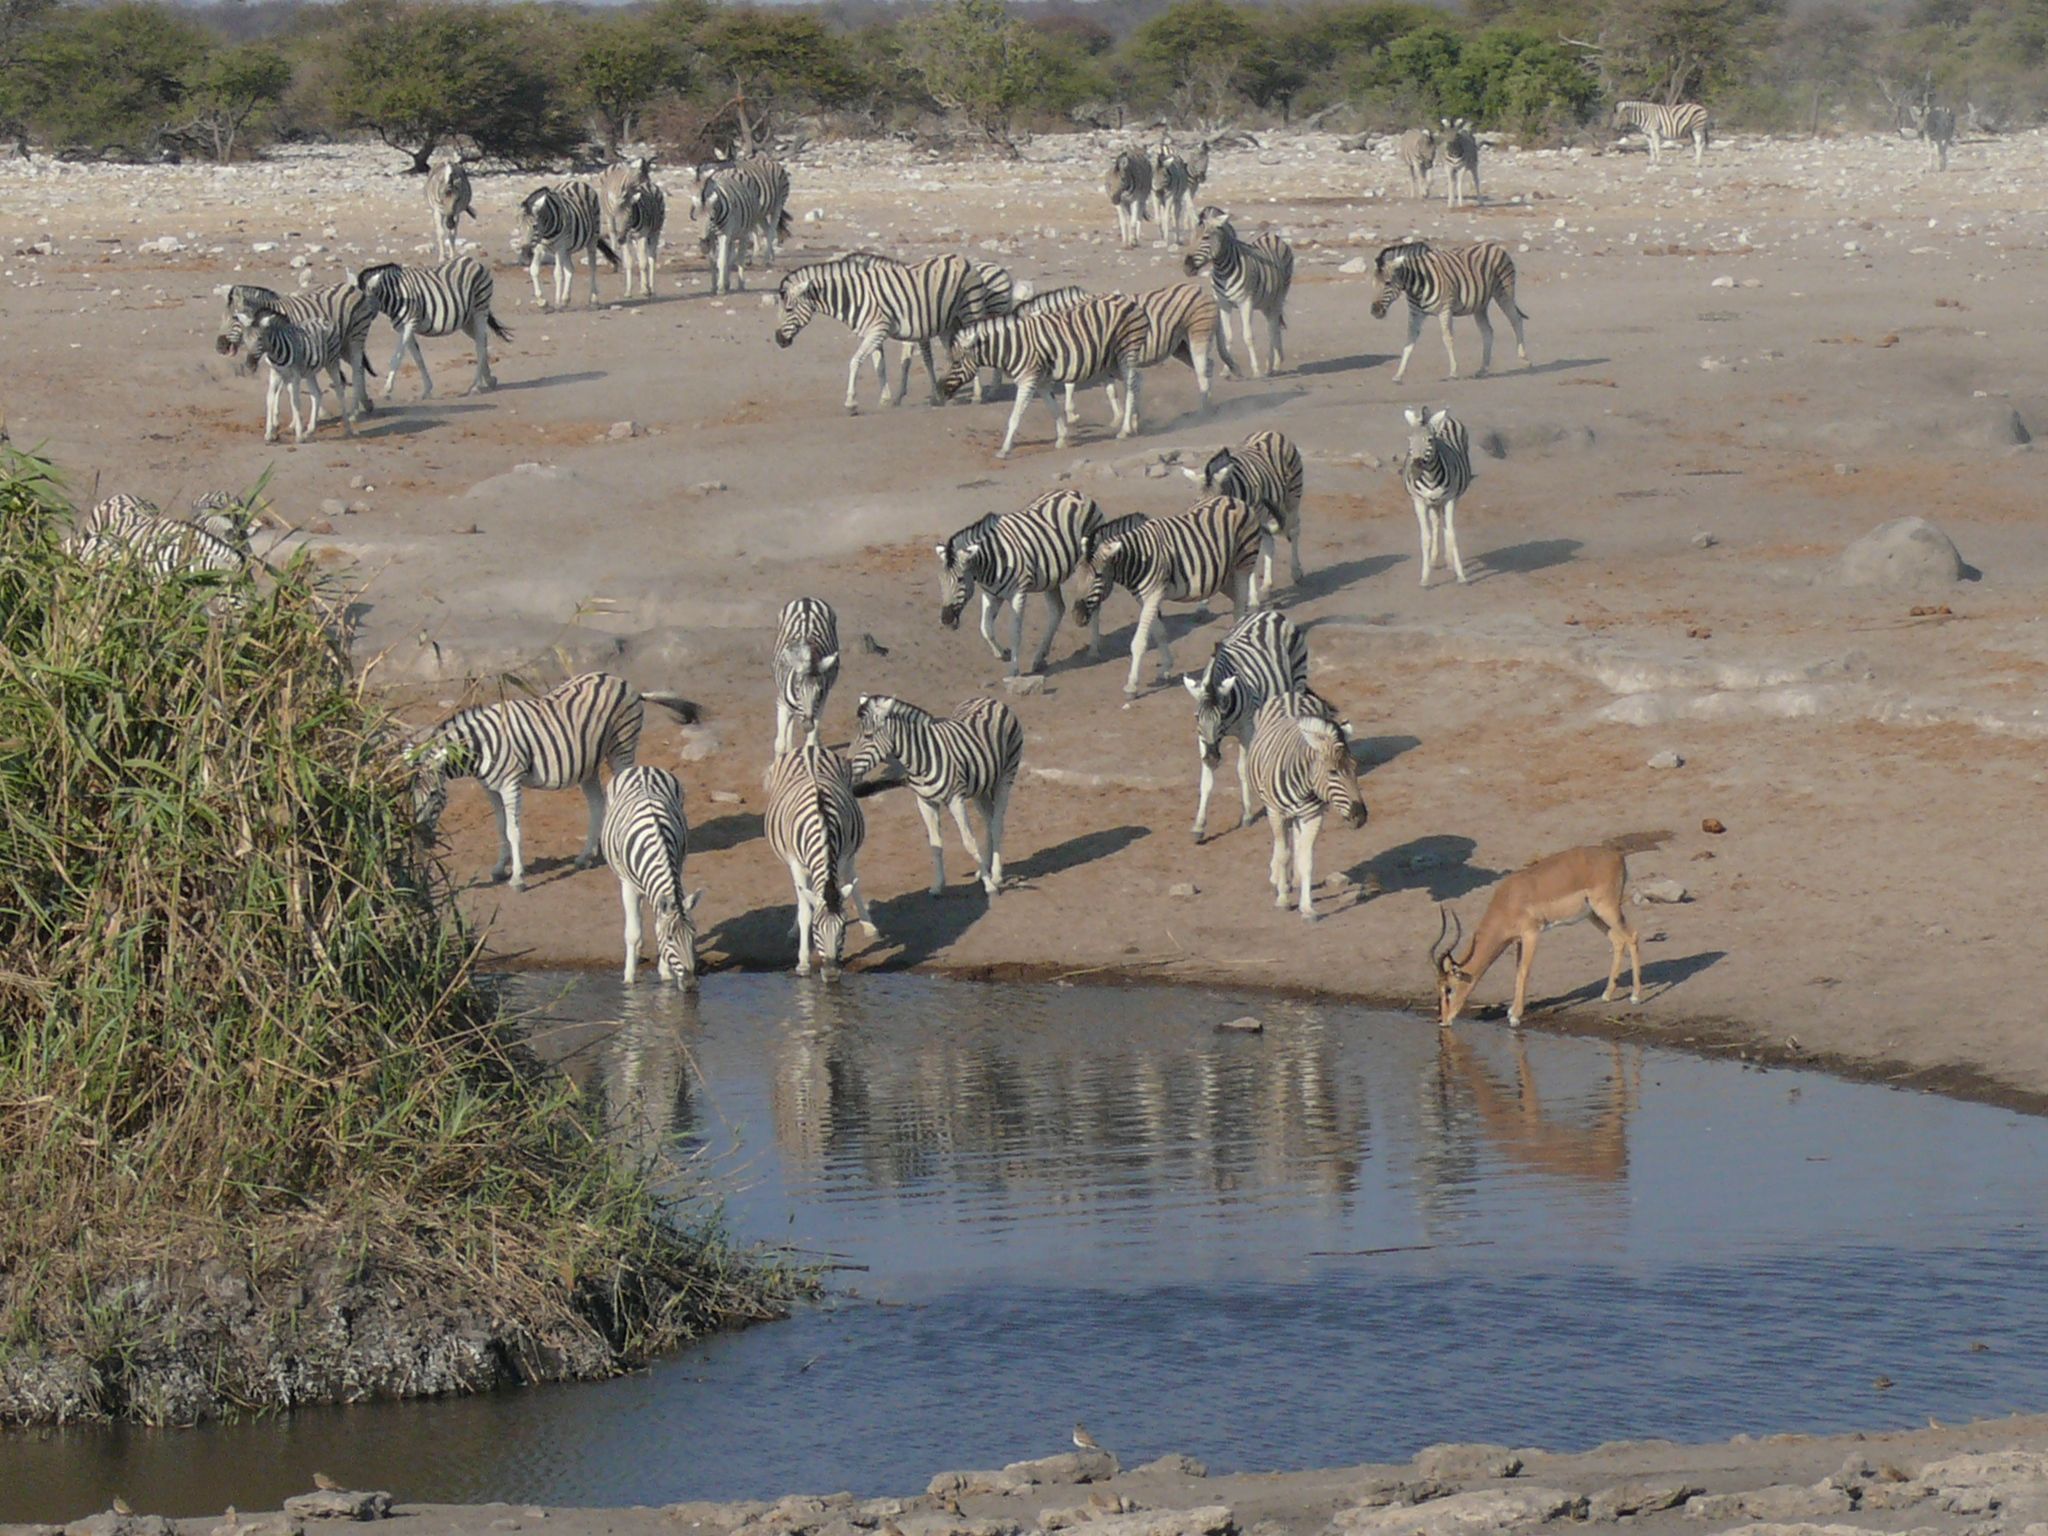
[112,1498,135,1517]
[313,1473,344,1492]
[1073,1423,1101,1452]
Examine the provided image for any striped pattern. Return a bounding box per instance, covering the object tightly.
[1015,285,1088,318]
[513,180,618,309]
[1906,101,1956,170]
[1182,608,1310,843]
[1106,147,1154,247]
[601,169,666,300]
[1399,127,1437,198]
[773,596,841,754]
[601,764,701,986]
[1076,495,1263,696]
[1612,100,1710,166]
[410,671,646,890]
[1402,406,1475,587]
[763,742,874,975]
[695,160,788,295]
[691,154,791,270]
[1196,429,1304,600]
[1440,117,1480,206]
[1370,239,1529,382]
[69,494,251,597]
[356,258,508,399]
[1183,208,1293,377]
[1112,280,1236,418]
[1152,142,1194,246]
[428,161,474,261]
[1247,691,1367,919]
[849,693,1023,897]
[775,252,981,411]
[937,489,1104,675]
[214,282,375,420]
[942,296,1147,457]
[237,308,351,443]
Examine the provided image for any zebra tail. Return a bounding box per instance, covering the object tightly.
[777,207,793,240]
[596,236,622,271]
[487,313,513,342]
[461,206,476,222]
[641,690,701,723]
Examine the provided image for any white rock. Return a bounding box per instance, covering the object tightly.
[1633,877,1688,905]
[1646,750,1684,770]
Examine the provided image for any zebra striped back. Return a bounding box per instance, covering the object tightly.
[1076,495,1260,622]
[514,180,608,262]
[1370,240,1519,321]
[214,282,374,363]
[356,258,503,341]
[1126,281,1220,369]
[1015,286,1089,318]
[1248,691,1365,828]
[411,671,643,836]
[1184,210,1293,317]
[850,693,1023,809]
[1613,101,1710,143]
[1107,148,1153,209]
[1402,407,1473,506]
[774,596,841,748]
[241,308,344,377]
[1201,430,1303,536]
[71,496,250,586]
[1185,608,1310,760]
[942,295,1146,398]
[763,743,866,971]
[775,253,975,348]
[601,763,700,986]
[938,489,1102,622]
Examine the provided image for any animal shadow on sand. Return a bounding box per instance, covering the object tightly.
[1294,353,1396,379]
[1545,948,1728,1010]
[1347,833,1504,902]
[1465,537,1582,583]
[690,811,764,854]
[496,371,608,392]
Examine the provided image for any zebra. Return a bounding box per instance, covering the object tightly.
[596,156,653,220]
[354,257,508,399]
[1015,285,1089,318]
[1370,239,1529,382]
[773,596,841,754]
[70,494,251,588]
[1189,428,1304,601]
[1399,126,1437,198]
[409,670,689,890]
[849,693,1023,897]
[696,163,789,296]
[1903,99,1956,171]
[235,307,349,443]
[763,742,877,976]
[1247,691,1367,920]
[1182,608,1311,844]
[1440,117,1481,206]
[1075,495,1262,696]
[941,296,1147,458]
[1402,405,1475,587]
[601,764,703,987]
[775,253,982,412]
[1611,100,1711,167]
[1183,208,1292,377]
[428,160,474,261]
[512,180,618,310]
[1153,140,1194,246]
[608,179,666,300]
[215,282,375,420]
[937,489,1104,676]
[1110,279,1237,419]
[691,154,791,268]
[1106,146,1155,248]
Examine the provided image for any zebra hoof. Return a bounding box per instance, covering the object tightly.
[1192,829,1206,844]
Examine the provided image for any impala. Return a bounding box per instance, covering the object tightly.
[1432,845,1643,1028]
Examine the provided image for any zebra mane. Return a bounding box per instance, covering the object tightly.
[1375,240,1431,272]
[355,262,402,290]
[942,512,1002,567]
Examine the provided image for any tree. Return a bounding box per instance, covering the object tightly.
[1593,0,1783,104]
[16,3,211,155]
[172,44,292,162]
[1124,0,1261,111]
[904,0,1070,149]
[0,0,58,154]
[574,15,682,156]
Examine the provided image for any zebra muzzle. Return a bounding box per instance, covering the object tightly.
[214,335,236,356]
[940,605,963,630]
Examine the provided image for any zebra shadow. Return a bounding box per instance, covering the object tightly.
[353,414,460,441]
[1468,537,1581,580]
[1293,353,1397,379]
[690,811,763,853]
[1287,553,1404,601]
[495,371,608,392]
[1351,733,1421,773]
[1347,833,1502,903]
[1521,357,1612,377]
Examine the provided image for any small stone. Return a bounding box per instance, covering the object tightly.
[1168,882,1198,899]
[1702,817,1727,834]
[710,790,742,805]
[607,420,640,441]
[348,474,368,490]
[308,520,335,535]
[1413,1443,1523,1482]
[346,501,370,515]
[319,498,346,518]
[1001,674,1046,695]
[282,1490,394,1521]
[1632,876,1688,905]
[1217,1015,1263,1033]
[1691,532,1718,548]
[1835,516,1967,590]
[1833,462,1852,476]
[1339,255,1371,275]
[691,480,728,496]
[1682,1484,1851,1522]
[1586,1482,1699,1522]
[1710,275,1735,288]
[1647,750,1683,770]
[1145,464,1169,478]
[1131,1455,1208,1478]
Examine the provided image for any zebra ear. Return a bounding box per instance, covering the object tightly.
[935,543,950,560]
[960,540,982,560]
[1181,466,1203,483]
[1217,677,1238,698]
[1404,407,1424,427]
[1428,409,1453,431]
[682,888,705,915]
[1183,674,1202,697]
[817,651,840,675]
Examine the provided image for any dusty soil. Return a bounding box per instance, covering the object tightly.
[6,129,2048,1112]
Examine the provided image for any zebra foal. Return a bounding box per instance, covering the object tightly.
[513,180,618,309]
[428,160,474,261]
[1190,428,1304,601]
[764,743,877,976]
[235,307,350,443]
[1183,208,1292,377]
[773,597,841,754]
[851,693,1023,898]
[1248,692,1367,920]
[356,257,509,398]
[1106,146,1154,248]
[938,489,1104,676]
[602,764,703,987]
[1370,239,1529,382]
[1612,101,1711,166]
[1075,495,1262,696]
[942,296,1147,458]
[1182,608,1310,843]
[775,253,980,412]
[1402,406,1475,587]
[215,282,375,420]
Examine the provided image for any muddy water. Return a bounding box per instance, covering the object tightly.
[6,974,2048,1522]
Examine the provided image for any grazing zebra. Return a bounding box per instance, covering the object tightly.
[1153,141,1195,246]
[1182,608,1310,844]
[763,742,876,976]
[942,296,1147,458]
[355,257,508,399]
[235,308,349,443]
[937,489,1105,676]
[1370,239,1529,382]
[775,253,982,412]
[1611,100,1711,166]
[1106,146,1155,248]
[691,154,791,267]
[601,764,703,987]
[850,693,1023,897]
[1904,100,1956,171]
[1399,126,1437,198]
[1183,208,1292,377]
[428,160,474,261]
[773,596,841,754]
[1075,495,1262,696]
[1402,406,1475,587]
[215,282,375,420]
[1247,691,1367,920]
[1191,428,1304,601]
[1440,117,1480,206]
[410,670,685,891]
[512,180,618,309]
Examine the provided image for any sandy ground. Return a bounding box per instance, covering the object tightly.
[6,128,2048,1112]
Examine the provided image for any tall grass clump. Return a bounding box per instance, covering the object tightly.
[0,452,795,1426]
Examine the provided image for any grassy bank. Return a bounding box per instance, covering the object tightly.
[0,453,798,1426]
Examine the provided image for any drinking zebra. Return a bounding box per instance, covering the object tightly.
[1399,126,1437,198]
[1370,239,1529,382]
[512,180,618,309]
[937,489,1105,676]
[235,308,350,443]
[1903,100,1956,171]
[1182,608,1310,844]
[773,596,841,754]
[1152,141,1195,246]
[1247,691,1367,920]
[214,282,375,420]
[941,295,1147,458]
[764,742,876,976]
[410,670,688,890]
[1401,406,1474,587]
[1190,429,1304,600]
[775,253,982,412]
[1611,100,1711,166]
[691,154,791,268]
[601,764,703,987]
[1075,495,1262,696]
[428,160,474,261]
[849,693,1023,898]
[355,257,509,399]
[1183,208,1292,377]
[1440,117,1480,206]
[1106,146,1155,248]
